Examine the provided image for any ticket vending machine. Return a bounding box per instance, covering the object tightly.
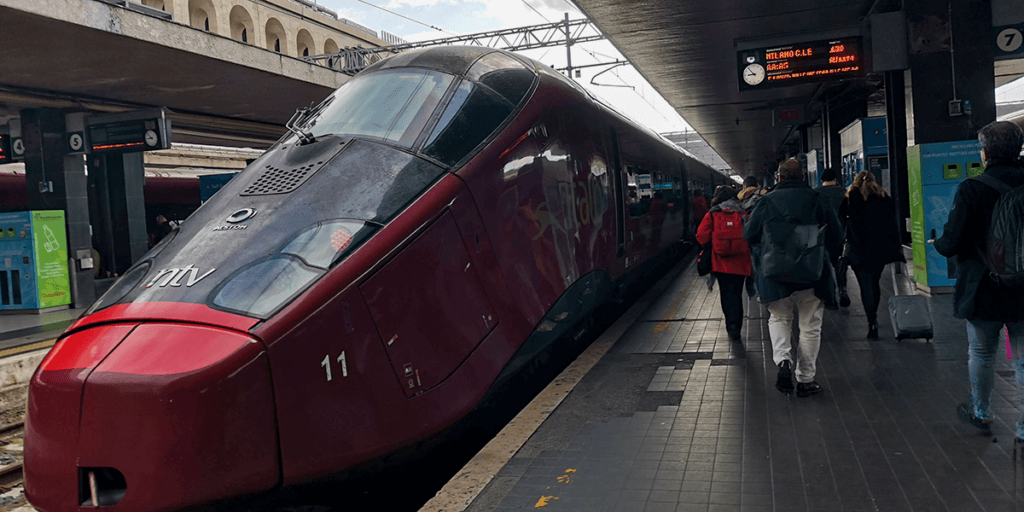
[906,141,984,290]
[805,149,824,188]
[839,117,888,190]
[0,211,71,312]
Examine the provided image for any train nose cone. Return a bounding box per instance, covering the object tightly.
[26,323,280,512]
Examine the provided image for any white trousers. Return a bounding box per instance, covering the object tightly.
[767,288,825,384]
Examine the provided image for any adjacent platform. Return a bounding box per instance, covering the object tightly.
[458,259,1022,512]
[0,308,82,358]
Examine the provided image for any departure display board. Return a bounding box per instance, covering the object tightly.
[0,134,9,164]
[87,109,171,154]
[738,37,864,91]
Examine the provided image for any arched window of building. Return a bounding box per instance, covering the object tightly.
[266,17,287,54]
[189,0,217,33]
[297,29,315,59]
[141,0,165,11]
[230,5,254,44]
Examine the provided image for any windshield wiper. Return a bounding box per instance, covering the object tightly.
[286,107,317,145]
[286,96,338,145]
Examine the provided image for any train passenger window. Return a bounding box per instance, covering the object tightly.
[626,165,653,217]
[422,80,514,166]
[467,52,535,106]
[305,69,453,148]
[212,257,321,318]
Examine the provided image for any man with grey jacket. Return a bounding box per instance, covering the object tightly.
[744,159,845,397]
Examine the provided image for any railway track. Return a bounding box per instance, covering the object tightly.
[0,421,26,510]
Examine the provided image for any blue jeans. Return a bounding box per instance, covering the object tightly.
[966,319,1024,437]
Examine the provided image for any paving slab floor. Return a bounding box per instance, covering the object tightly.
[466,261,1024,512]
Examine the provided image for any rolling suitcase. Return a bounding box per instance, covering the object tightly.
[888,262,933,341]
[888,295,933,341]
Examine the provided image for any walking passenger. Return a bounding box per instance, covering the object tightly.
[696,186,752,341]
[844,170,905,339]
[933,121,1024,435]
[737,175,764,208]
[744,159,844,396]
[815,167,851,307]
[738,175,765,297]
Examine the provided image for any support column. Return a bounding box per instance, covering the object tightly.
[885,70,911,243]
[21,108,95,308]
[89,152,150,276]
[905,0,995,144]
[823,97,868,173]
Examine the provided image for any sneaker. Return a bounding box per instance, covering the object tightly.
[796,381,823,397]
[956,402,992,431]
[776,361,794,394]
[867,323,879,340]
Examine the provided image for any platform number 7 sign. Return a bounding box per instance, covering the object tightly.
[996,27,1023,55]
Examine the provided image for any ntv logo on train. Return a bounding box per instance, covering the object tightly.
[146,265,215,288]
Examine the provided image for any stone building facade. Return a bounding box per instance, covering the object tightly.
[138,0,387,58]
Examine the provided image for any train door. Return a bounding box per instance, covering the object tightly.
[608,127,626,259]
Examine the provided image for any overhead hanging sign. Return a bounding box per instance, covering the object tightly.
[87,108,172,154]
[738,36,864,91]
[0,133,10,164]
[994,24,1024,60]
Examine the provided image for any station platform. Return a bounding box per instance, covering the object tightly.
[0,307,82,358]
[453,259,1022,512]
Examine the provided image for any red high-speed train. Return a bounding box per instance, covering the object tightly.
[25,47,730,512]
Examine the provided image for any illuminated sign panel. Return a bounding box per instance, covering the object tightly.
[87,109,171,155]
[738,37,864,91]
[0,134,9,164]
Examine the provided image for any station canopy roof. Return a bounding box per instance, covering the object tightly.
[570,0,881,177]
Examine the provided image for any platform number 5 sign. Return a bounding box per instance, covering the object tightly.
[996,26,1023,57]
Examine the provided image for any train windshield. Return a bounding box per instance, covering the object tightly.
[297,52,536,167]
[303,69,454,148]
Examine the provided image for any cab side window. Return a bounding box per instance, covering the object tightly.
[422,81,513,167]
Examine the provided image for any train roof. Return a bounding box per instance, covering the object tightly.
[361,46,537,78]
[361,46,729,180]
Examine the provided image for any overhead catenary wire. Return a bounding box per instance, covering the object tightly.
[352,0,455,35]
[520,0,551,23]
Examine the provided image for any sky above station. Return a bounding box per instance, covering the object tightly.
[316,0,1024,136]
[316,0,699,136]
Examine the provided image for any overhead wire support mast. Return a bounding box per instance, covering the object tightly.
[303,17,606,75]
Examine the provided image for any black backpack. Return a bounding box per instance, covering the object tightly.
[759,196,826,284]
[972,174,1024,287]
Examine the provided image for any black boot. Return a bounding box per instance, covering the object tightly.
[776,361,794,394]
[727,324,741,341]
[838,286,851,308]
[868,322,878,340]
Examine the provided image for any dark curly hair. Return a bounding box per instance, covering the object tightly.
[978,121,1024,161]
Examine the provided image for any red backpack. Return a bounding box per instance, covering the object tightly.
[712,208,748,257]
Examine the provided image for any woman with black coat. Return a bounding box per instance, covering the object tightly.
[844,170,905,339]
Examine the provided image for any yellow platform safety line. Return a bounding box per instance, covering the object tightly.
[0,338,58,359]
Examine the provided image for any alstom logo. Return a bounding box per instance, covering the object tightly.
[145,265,216,288]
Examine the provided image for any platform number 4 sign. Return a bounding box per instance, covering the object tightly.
[321,351,348,382]
[996,26,1023,57]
